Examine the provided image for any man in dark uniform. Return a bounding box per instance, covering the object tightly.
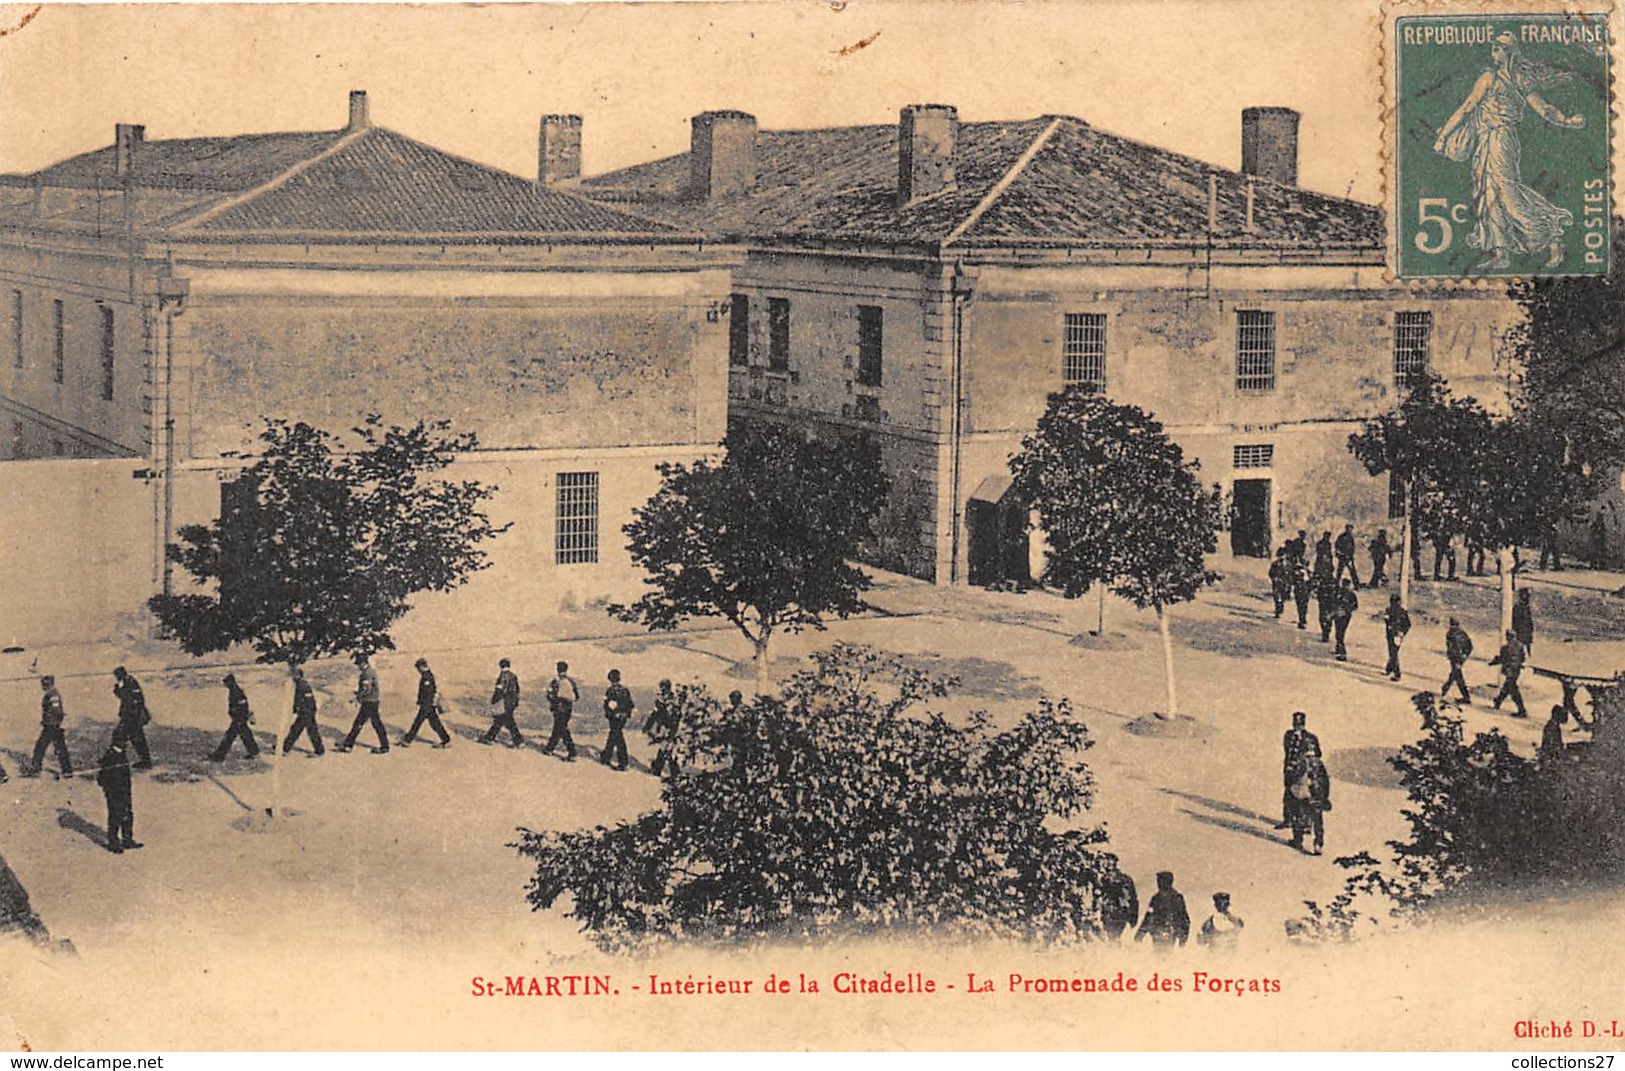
[1096,857,1139,942]
[1441,617,1474,704]
[1311,531,1334,584]
[1287,743,1331,855]
[339,653,389,754]
[1367,529,1391,589]
[1268,549,1290,619]
[282,665,325,756]
[209,673,260,761]
[542,661,579,760]
[600,668,633,771]
[481,657,523,746]
[1465,536,1487,577]
[1290,558,1312,630]
[644,679,680,778]
[1331,578,1359,661]
[402,658,451,748]
[111,666,153,769]
[1284,529,1308,569]
[1513,589,1536,655]
[1314,571,1338,643]
[1133,871,1190,948]
[1539,524,1563,571]
[1382,593,1411,680]
[96,742,140,854]
[1490,629,1530,717]
[1431,530,1457,581]
[29,675,73,777]
[1539,704,1569,766]
[1334,524,1361,586]
[1278,711,1321,828]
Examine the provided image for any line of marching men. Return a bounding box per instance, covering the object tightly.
[9,654,726,854]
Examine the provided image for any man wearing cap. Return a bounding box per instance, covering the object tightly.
[1198,893,1245,953]
[1382,592,1412,681]
[481,657,523,746]
[96,742,140,854]
[29,675,73,777]
[600,669,633,771]
[542,661,579,760]
[111,666,153,769]
[1134,871,1190,948]
[282,665,325,756]
[1441,617,1473,704]
[1490,629,1530,718]
[644,679,680,778]
[402,658,450,748]
[1278,712,1321,829]
[208,673,260,761]
[339,653,389,754]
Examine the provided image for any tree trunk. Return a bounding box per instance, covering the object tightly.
[1155,603,1178,720]
[754,631,772,696]
[1399,495,1414,611]
[1499,547,1516,639]
[1096,584,1107,636]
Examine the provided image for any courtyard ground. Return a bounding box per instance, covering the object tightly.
[1,558,1622,1049]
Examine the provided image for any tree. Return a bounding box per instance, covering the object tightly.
[611,424,888,693]
[149,415,507,666]
[1010,390,1218,719]
[515,644,1112,950]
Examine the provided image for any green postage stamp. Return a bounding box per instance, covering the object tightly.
[1391,8,1613,279]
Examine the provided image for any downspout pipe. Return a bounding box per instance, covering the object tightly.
[156,274,188,600]
[948,259,971,584]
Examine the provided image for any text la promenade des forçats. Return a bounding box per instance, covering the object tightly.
[469,969,1284,1000]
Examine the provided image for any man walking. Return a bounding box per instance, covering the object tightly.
[1431,530,1458,581]
[1382,593,1411,681]
[339,653,389,754]
[1513,588,1536,655]
[644,679,680,778]
[1334,524,1361,586]
[1287,743,1331,855]
[1312,531,1335,585]
[542,661,579,760]
[1331,577,1359,661]
[1133,872,1190,949]
[1291,558,1312,630]
[1198,893,1245,953]
[1268,549,1291,619]
[1278,712,1320,829]
[600,668,633,771]
[1490,629,1530,718]
[111,666,153,769]
[1441,618,1474,704]
[481,657,523,747]
[282,665,325,756]
[1096,857,1139,942]
[1368,529,1392,589]
[402,658,451,748]
[28,675,73,778]
[209,673,260,761]
[96,742,140,854]
[1315,571,1338,643]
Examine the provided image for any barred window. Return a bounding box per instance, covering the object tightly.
[99,305,115,401]
[555,471,600,565]
[10,291,21,369]
[728,293,750,367]
[51,299,64,385]
[1388,471,1408,520]
[1233,443,1274,469]
[1236,310,1275,392]
[1062,313,1107,391]
[768,298,790,371]
[856,305,883,387]
[1394,311,1431,390]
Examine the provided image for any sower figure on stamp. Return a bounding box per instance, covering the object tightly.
[282,665,325,756]
[644,678,680,778]
[209,673,260,761]
[1490,629,1530,718]
[402,658,450,748]
[542,661,579,760]
[1334,524,1361,586]
[339,653,389,754]
[600,668,633,771]
[481,657,523,747]
[1278,711,1321,829]
[1133,871,1189,949]
[1441,617,1474,704]
[96,743,140,854]
[1367,529,1391,589]
[111,666,152,769]
[1382,593,1412,681]
[1433,31,1586,271]
[1096,857,1139,942]
[29,675,73,778]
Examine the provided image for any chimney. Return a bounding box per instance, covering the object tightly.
[898,104,958,206]
[114,123,144,180]
[347,90,371,131]
[539,114,583,186]
[689,111,756,201]
[1241,106,1299,186]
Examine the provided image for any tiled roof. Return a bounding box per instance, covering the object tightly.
[0,126,679,239]
[581,115,1382,250]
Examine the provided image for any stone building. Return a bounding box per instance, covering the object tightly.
[0,93,737,644]
[582,104,1519,585]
